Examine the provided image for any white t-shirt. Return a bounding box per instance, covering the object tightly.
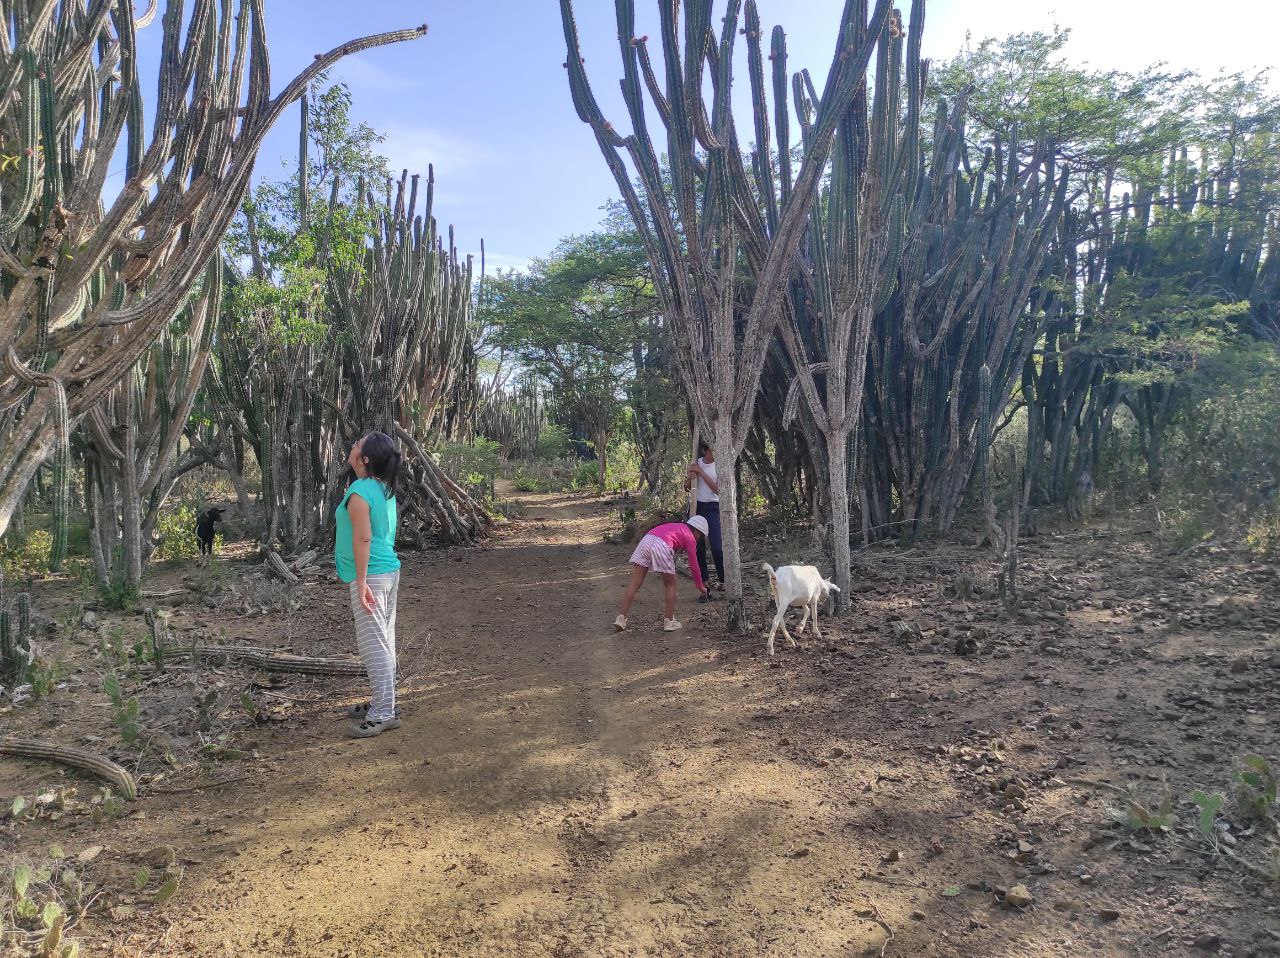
[695,457,719,503]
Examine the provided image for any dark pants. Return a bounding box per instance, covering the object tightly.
[695,500,725,587]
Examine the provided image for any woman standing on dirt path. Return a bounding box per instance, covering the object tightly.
[614,516,710,633]
[686,441,725,601]
[335,431,403,739]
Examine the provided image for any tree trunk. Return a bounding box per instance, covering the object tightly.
[712,431,749,632]
[0,398,61,539]
[120,379,144,587]
[825,430,852,612]
[594,428,609,491]
[687,425,700,518]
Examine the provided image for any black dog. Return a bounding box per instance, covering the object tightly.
[195,507,226,560]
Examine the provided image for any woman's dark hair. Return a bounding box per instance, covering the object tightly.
[698,440,711,456]
[359,431,401,498]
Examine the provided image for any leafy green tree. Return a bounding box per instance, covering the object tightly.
[481,228,667,490]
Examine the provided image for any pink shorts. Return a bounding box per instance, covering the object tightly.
[629,534,677,575]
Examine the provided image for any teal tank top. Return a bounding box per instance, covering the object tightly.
[334,477,400,583]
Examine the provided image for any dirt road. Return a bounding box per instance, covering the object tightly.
[141,490,923,957]
[16,487,1275,957]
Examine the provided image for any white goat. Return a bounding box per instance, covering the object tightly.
[761,563,840,656]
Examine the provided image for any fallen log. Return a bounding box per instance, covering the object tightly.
[0,739,137,800]
[291,549,319,572]
[160,643,365,676]
[265,551,300,583]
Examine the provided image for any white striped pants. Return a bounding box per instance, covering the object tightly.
[349,571,400,722]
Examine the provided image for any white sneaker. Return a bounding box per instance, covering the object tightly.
[663,618,683,632]
[614,615,628,632]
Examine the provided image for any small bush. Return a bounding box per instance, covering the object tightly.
[508,458,578,494]
[65,520,92,559]
[0,529,52,581]
[511,468,541,493]
[1234,754,1277,825]
[1156,501,1210,552]
[152,503,203,562]
[98,581,140,612]
[437,439,500,498]
[535,424,572,460]
[1244,512,1280,559]
[615,503,638,543]
[572,461,599,491]
[604,438,642,492]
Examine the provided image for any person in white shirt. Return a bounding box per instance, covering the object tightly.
[686,441,725,598]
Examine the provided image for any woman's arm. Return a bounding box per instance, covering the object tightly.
[682,530,706,593]
[687,461,720,494]
[347,493,377,613]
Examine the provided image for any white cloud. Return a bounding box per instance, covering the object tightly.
[330,55,416,94]
[478,251,533,275]
[378,124,496,187]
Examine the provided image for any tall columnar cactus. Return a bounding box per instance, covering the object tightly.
[0,609,12,681]
[560,0,893,627]
[775,1,924,605]
[328,169,488,545]
[208,92,487,553]
[857,105,1070,535]
[1,594,33,684]
[477,379,545,462]
[83,263,221,588]
[0,1,428,539]
[976,363,1003,547]
[1022,97,1280,508]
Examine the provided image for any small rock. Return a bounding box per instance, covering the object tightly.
[1229,657,1249,674]
[1054,900,1083,913]
[892,619,923,642]
[77,845,104,863]
[1004,884,1034,909]
[1098,907,1121,922]
[1193,932,1221,952]
[81,611,99,630]
[910,909,926,921]
[139,845,176,868]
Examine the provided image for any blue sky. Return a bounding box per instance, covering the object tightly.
[221,1,1276,273]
